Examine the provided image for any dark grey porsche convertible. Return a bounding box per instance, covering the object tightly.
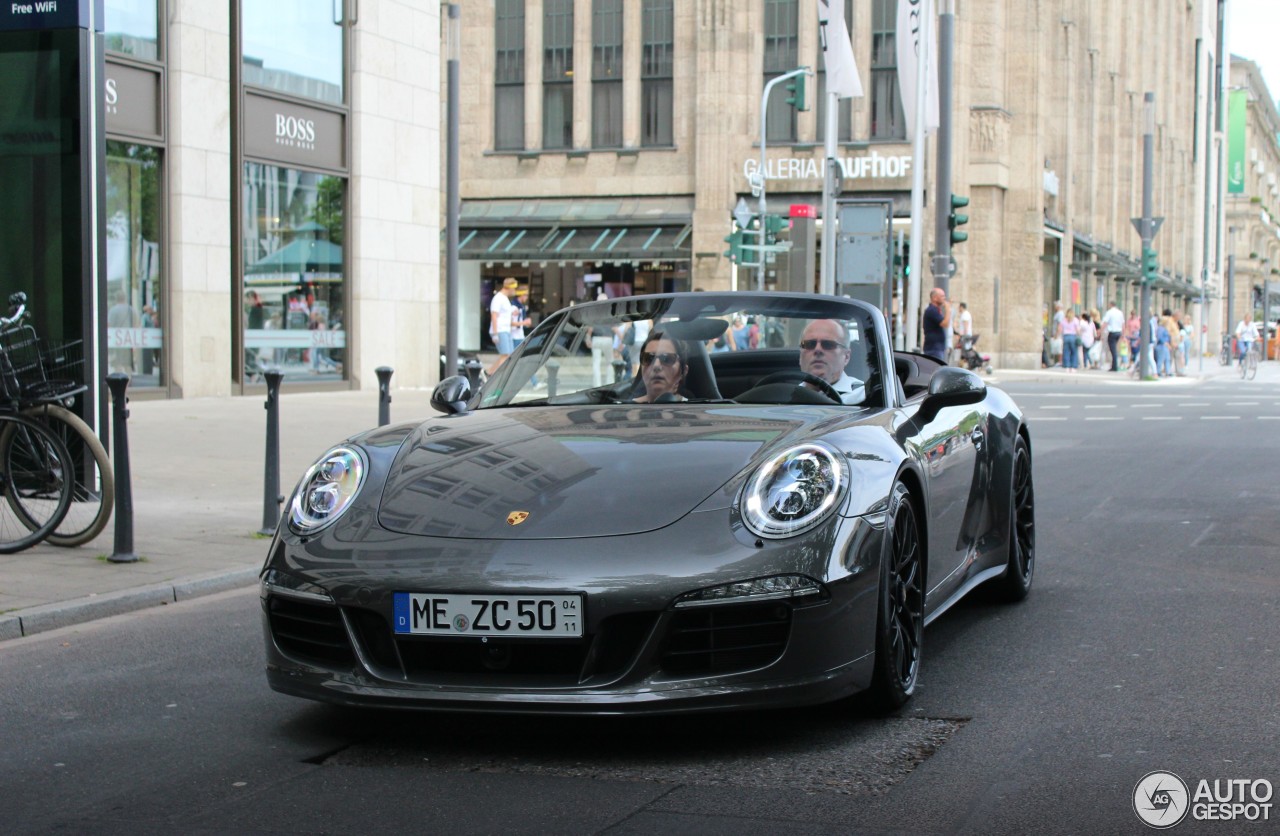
[261,292,1034,714]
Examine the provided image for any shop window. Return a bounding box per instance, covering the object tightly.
[105,142,163,387]
[641,0,673,147]
[763,0,798,143]
[241,0,344,105]
[592,0,623,148]
[543,0,574,149]
[495,0,526,151]
[105,0,159,61]
[242,163,346,382]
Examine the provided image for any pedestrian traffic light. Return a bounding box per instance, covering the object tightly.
[785,73,808,112]
[763,214,789,244]
[949,194,970,244]
[1142,247,1158,282]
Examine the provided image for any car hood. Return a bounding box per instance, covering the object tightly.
[374,405,834,539]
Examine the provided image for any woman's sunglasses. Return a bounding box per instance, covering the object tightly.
[799,339,847,351]
[640,351,681,367]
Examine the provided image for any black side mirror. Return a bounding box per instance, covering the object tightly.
[430,375,472,414]
[919,366,985,420]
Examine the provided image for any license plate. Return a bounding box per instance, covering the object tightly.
[393,593,583,638]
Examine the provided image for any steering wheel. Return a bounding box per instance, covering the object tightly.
[752,369,843,403]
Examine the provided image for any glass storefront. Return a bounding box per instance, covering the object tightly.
[105,141,163,386]
[241,0,344,105]
[242,162,346,381]
[104,0,159,61]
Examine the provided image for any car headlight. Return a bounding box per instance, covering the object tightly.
[287,446,366,535]
[740,442,845,539]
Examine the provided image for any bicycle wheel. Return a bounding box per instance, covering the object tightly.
[0,413,73,553]
[1247,350,1259,381]
[1219,344,1230,366]
[21,404,113,546]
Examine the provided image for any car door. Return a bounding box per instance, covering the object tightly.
[909,401,985,605]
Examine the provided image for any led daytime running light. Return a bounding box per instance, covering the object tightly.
[675,574,822,607]
[741,442,844,539]
[288,446,366,535]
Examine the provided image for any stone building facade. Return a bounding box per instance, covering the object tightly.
[453,0,1225,368]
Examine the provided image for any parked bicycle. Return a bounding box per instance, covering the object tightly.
[1218,333,1232,367]
[0,293,114,547]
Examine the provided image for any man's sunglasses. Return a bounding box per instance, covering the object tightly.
[800,339,847,351]
[640,351,681,367]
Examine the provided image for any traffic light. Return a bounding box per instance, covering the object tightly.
[949,194,970,245]
[785,73,808,112]
[1142,246,1158,282]
[723,229,743,264]
[763,214,789,244]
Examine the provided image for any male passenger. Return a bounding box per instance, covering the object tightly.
[799,319,864,404]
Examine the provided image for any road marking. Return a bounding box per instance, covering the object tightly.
[1042,405,1071,410]
[1178,402,1209,407]
[1227,402,1260,406]
[1259,416,1280,421]
[1129,403,1164,408]
[1084,405,1117,409]
[1201,416,1240,420]
[1142,416,1182,421]
[1085,416,1123,421]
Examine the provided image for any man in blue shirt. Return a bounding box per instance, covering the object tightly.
[922,287,951,362]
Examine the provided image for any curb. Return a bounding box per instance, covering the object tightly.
[0,565,261,641]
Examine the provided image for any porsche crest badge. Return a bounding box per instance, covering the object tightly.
[506,511,530,526]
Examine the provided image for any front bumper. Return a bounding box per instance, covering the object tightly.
[261,511,885,714]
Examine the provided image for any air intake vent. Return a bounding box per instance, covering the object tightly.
[659,602,791,676]
[268,595,354,668]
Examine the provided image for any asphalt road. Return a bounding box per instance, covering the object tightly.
[1,377,1276,834]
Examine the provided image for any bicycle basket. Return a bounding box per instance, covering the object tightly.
[0,325,44,402]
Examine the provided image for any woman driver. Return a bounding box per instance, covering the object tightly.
[632,330,688,403]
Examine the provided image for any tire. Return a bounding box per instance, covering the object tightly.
[991,435,1035,603]
[21,404,114,546]
[0,413,74,553]
[1246,351,1258,381]
[865,482,924,712]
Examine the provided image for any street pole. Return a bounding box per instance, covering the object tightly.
[444,4,461,380]
[905,5,931,351]
[758,67,809,292]
[1227,225,1236,350]
[930,0,954,296]
[1134,93,1163,381]
[820,93,839,296]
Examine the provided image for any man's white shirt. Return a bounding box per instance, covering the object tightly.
[833,372,864,405]
[1102,306,1125,334]
[490,293,513,335]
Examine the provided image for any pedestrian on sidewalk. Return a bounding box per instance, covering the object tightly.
[1059,308,1081,373]
[1049,301,1065,366]
[951,301,973,365]
[922,288,952,363]
[1102,301,1124,371]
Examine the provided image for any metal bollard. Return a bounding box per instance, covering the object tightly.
[546,360,559,399]
[612,358,626,383]
[105,373,137,563]
[465,358,483,391]
[259,370,284,536]
[376,366,393,426]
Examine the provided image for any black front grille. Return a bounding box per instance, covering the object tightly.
[659,601,792,676]
[347,607,657,685]
[268,595,355,668]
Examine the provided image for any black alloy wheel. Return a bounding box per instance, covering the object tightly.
[866,482,924,712]
[993,435,1035,602]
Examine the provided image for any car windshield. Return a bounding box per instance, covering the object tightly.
[476,293,886,409]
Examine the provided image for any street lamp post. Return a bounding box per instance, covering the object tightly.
[444,4,461,380]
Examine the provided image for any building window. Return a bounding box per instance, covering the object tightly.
[494,0,525,151]
[105,142,163,385]
[242,163,346,382]
[763,0,799,143]
[543,0,574,150]
[815,0,854,142]
[641,0,673,147]
[241,0,344,105]
[104,0,159,61]
[870,0,905,140]
[592,0,624,148]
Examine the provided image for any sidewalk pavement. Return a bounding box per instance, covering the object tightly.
[2,354,1274,641]
[0,387,439,641]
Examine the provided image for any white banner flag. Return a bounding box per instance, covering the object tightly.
[818,0,862,98]
[896,0,939,136]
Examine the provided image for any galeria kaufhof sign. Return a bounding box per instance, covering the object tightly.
[743,151,912,182]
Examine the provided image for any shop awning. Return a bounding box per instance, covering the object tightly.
[456,197,693,263]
